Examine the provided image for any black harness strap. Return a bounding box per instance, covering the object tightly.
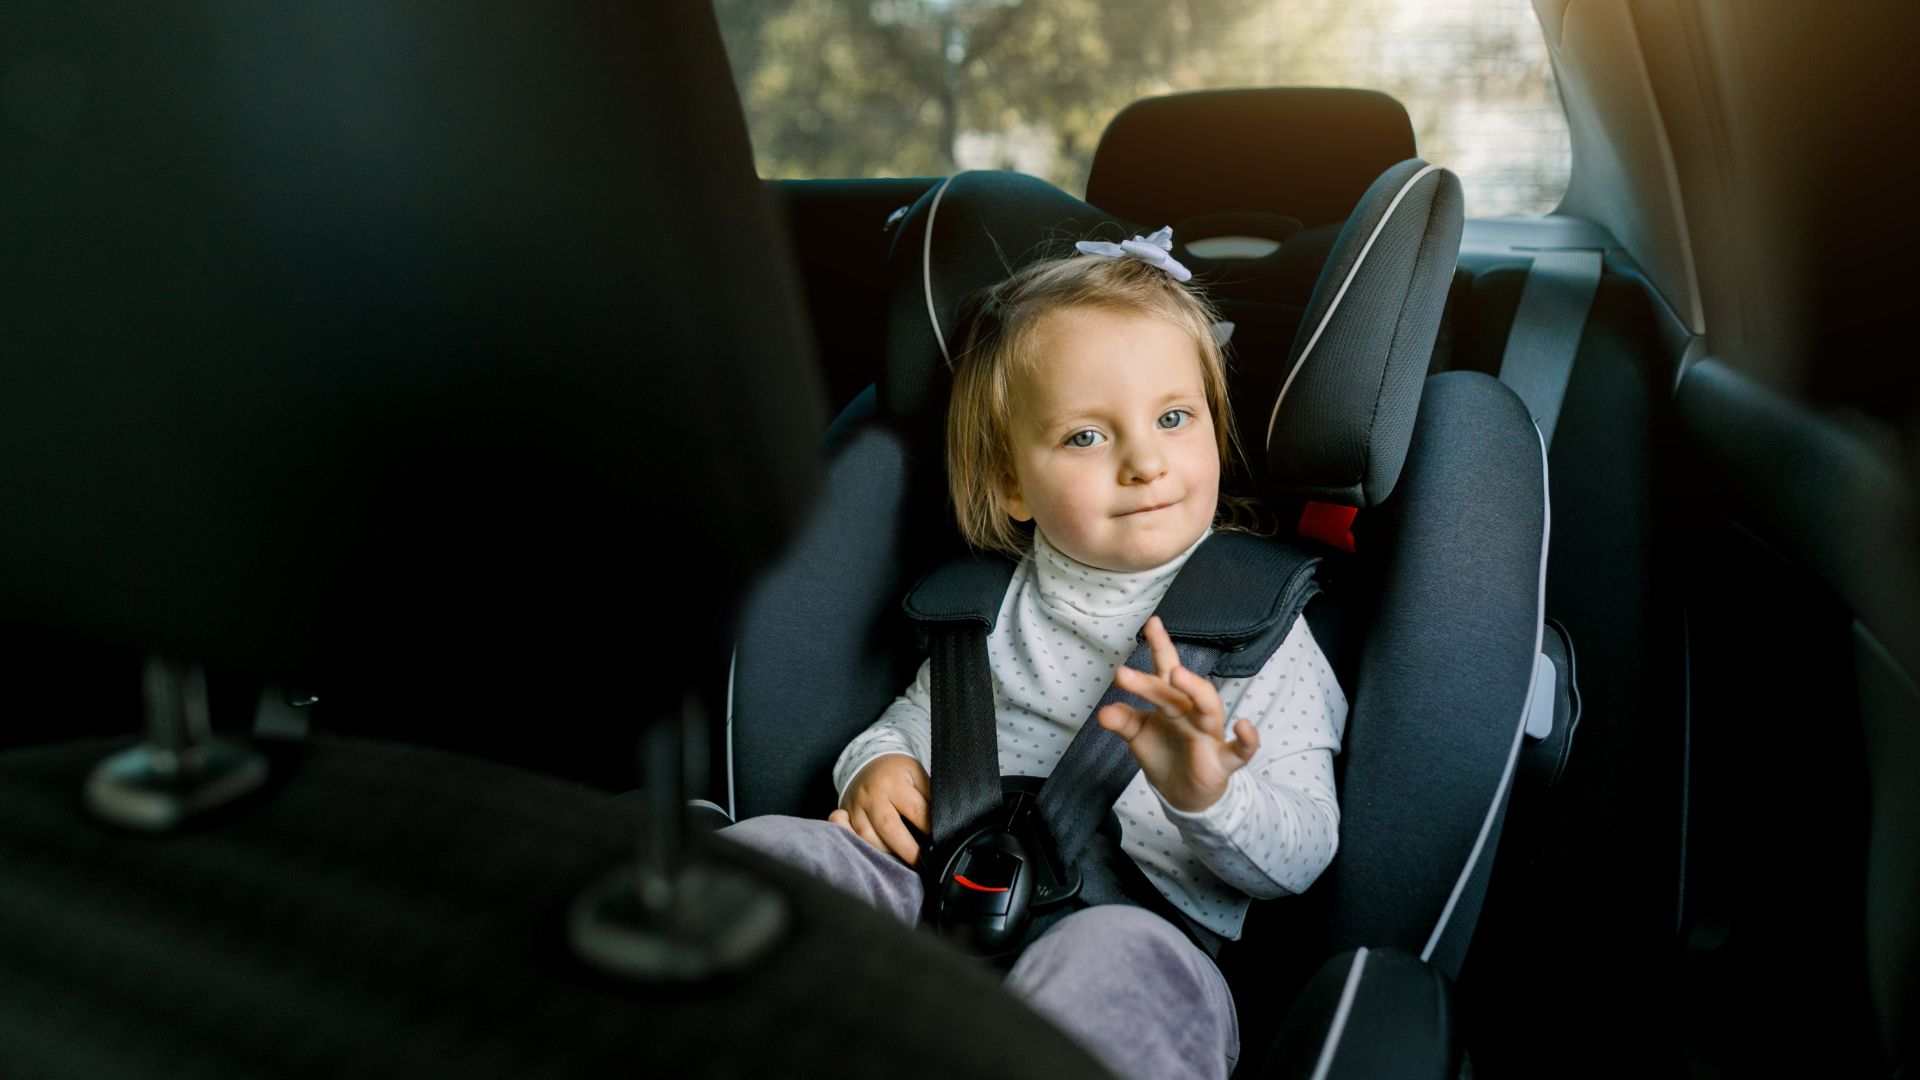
[928,622,1004,849]
[924,608,1232,956]
[1037,532,1324,871]
[1035,635,1222,869]
[905,552,1019,852]
[906,531,1323,960]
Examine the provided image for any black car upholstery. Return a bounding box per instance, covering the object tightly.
[0,4,1114,1076]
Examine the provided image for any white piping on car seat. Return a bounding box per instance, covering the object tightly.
[1308,947,1371,1080]
[924,174,960,367]
[725,646,738,822]
[1420,424,1550,964]
[1265,163,1443,450]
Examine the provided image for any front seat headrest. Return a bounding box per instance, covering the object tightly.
[1087,89,1417,231]
[0,3,825,689]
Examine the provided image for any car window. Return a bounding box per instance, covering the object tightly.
[713,0,1570,216]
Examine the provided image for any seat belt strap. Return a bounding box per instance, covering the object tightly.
[1067,831,1224,959]
[1035,635,1222,868]
[925,624,1221,861]
[926,626,1230,958]
[910,531,1321,936]
[927,621,1006,851]
[1496,248,1602,447]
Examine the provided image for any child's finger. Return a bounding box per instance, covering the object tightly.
[892,784,931,835]
[828,808,853,830]
[1229,718,1261,765]
[849,807,884,854]
[873,811,922,867]
[1167,665,1226,735]
[1097,701,1149,743]
[1142,615,1181,679]
[1114,662,1197,717]
[904,760,931,799]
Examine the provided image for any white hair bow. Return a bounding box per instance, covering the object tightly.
[1073,226,1192,283]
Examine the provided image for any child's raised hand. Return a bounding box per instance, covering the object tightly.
[829,753,931,866]
[1097,615,1261,813]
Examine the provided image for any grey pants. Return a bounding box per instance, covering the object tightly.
[722,815,1239,1080]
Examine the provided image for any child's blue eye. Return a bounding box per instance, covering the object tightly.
[1158,409,1192,430]
[1066,429,1104,448]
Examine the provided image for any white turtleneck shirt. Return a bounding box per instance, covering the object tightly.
[832,528,1346,940]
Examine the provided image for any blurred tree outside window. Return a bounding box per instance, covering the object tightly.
[713,0,1571,217]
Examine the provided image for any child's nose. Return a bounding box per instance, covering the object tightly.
[1120,442,1166,484]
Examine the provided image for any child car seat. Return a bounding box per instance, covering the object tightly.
[1084,89,1579,804]
[727,161,1564,1076]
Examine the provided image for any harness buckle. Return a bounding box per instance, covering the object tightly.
[928,779,1082,958]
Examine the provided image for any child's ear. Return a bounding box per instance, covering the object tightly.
[999,474,1033,523]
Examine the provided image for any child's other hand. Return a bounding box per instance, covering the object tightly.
[1098,615,1260,814]
[829,753,931,866]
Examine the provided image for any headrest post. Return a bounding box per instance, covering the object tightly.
[568,688,790,983]
[83,657,269,831]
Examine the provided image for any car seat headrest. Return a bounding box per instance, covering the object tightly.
[1263,159,1464,509]
[881,170,1125,436]
[1087,89,1417,232]
[0,3,825,687]
[882,162,1461,516]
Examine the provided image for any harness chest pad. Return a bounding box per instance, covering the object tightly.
[903,552,1019,645]
[1149,531,1323,677]
[902,531,1320,651]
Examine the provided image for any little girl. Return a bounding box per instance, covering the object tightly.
[725,231,1346,1080]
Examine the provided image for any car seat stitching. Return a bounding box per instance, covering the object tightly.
[1358,196,1443,499]
[1265,163,1442,450]
[1308,946,1370,1080]
[725,646,738,821]
[1420,422,1550,964]
[924,173,961,368]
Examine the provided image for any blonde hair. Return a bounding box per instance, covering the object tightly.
[945,250,1271,558]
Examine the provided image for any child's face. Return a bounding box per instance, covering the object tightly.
[1001,307,1221,573]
